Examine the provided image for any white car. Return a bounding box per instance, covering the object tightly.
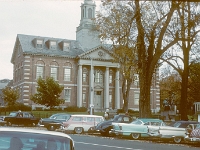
[111,118,166,140]
[0,127,75,150]
[61,114,104,134]
[148,121,200,143]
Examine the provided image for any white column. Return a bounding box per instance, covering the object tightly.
[77,64,82,107]
[115,69,120,109]
[104,67,109,109]
[90,59,94,106]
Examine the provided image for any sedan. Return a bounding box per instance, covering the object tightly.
[38,113,71,131]
[0,127,75,150]
[111,118,166,140]
[148,120,200,143]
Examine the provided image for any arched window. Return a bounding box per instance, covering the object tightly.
[88,8,92,19]
[36,60,45,79]
[50,61,59,80]
[94,70,103,83]
[64,62,72,81]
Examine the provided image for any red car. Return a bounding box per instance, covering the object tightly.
[185,124,200,143]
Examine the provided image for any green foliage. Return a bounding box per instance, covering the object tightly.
[1,87,20,106]
[30,77,65,109]
[64,106,87,112]
[0,103,31,112]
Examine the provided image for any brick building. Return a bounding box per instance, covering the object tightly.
[10,0,160,112]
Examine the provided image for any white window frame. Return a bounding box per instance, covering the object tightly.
[64,89,71,102]
[83,93,86,103]
[36,66,44,79]
[64,68,71,81]
[50,41,56,50]
[134,92,139,105]
[36,39,43,49]
[63,42,70,51]
[51,67,58,80]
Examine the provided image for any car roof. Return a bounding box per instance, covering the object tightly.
[71,114,103,117]
[51,113,70,115]
[136,118,163,123]
[0,127,73,139]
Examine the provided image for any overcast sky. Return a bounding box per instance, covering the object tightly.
[0,0,101,80]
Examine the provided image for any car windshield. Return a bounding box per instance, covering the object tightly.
[0,131,73,150]
[9,112,17,117]
[131,120,143,125]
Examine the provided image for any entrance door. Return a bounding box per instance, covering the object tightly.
[94,91,102,109]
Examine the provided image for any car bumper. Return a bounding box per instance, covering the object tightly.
[185,136,200,142]
[109,129,123,136]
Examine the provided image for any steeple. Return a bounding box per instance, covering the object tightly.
[76,0,101,51]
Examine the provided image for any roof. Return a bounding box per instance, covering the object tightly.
[11,34,86,63]
[0,127,73,139]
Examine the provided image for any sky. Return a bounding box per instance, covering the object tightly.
[0,0,101,80]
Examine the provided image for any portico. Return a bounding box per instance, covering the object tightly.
[77,53,120,111]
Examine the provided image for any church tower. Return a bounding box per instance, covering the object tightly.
[76,0,101,51]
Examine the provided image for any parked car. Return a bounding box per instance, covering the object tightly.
[111,118,166,140]
[185,124,200,143]
[0,127,75,150]
[148,120,200,143]
[0,115,6,126]
[38,113,71,131]
[95,114,133,136]
[3,111,41,126]
[61,114,104,134]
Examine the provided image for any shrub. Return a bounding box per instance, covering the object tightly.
[65,106,87,112]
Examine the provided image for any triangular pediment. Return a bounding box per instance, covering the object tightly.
[77,45,114,61]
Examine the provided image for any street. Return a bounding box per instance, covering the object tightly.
[70,134,200,150]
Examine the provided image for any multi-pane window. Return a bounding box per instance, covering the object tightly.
[51,67,58,80]
[50,41,56,50]
[83,93,86,103]
[134,93,139,105]
[36,66,44,79]
[109,75,112,83]
[109,94,112,103]
[109,70,113,83]
[64,89,71,102]
[63,42,70,51]
[82,68,88,82]
[94,70,103,83]
[36,61,45,79]
[64,68,71,81]
[64,62,72,81]
[36,40,43,49]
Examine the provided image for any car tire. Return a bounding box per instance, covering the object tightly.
[74,127,83,134]
[173,137,182,143]
[131,133,140,140]
[47,125,55,131]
